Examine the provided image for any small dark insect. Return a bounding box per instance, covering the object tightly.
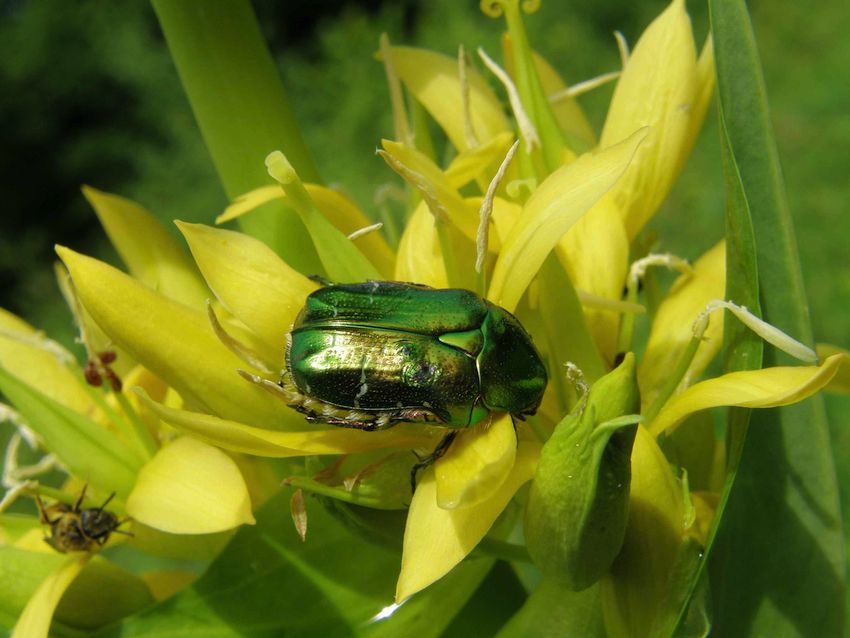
[36,485,131,553]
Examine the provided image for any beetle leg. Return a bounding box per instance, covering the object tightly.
[307,274,335,287]
[305,413,385,431]
[410,431,459,494]
[237,369,298,403]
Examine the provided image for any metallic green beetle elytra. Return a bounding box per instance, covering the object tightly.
[280,281,548,431]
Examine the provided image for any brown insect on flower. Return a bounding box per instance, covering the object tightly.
[36,485,131,553]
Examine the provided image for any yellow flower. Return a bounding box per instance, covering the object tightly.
[38,1,849,628]
[0,188,261,637]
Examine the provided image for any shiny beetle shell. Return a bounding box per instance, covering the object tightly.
[282,281,548,430]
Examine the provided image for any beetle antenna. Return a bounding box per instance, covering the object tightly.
[97,492,116,512]
[73,483,88,512]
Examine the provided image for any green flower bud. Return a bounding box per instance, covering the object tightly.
[525,353,640,590]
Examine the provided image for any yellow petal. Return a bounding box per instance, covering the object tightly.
[14,528,53,552]
[687,491,719,545]
[639,241,726,410]
[54,262,137,377]
[177,222,316,360]
[305,185,396,279]
[127,436,255,534]
[599,0,701,239]
[394,202,449,288]
[140,570,196,601]
[56,246,293,430]
[434,414,516,509]
[0,308,93,415]
[379,140,485,247]
[556,196,630,361]
[217,185,395,278]
[12,554,89,638]
[677,37,716,176]
[445,132,515,189]
[396,441,539,602]
[649,353,848,437]
[390,46,510,151]
[601,425,685,637]
[216,185,281,223]
[488,128,647,312]
[82,186,209,308]
[817,344,850,394]
[135,389,438,457]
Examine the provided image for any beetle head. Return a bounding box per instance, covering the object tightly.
[477,306,548,417]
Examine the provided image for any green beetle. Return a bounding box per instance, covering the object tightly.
[280,281,548,431]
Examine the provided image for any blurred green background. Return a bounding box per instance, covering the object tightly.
[1,0,848,555]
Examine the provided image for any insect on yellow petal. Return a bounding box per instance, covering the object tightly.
[56,246,290,430]
[134,389,438,457]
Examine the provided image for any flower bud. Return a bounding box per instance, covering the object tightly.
[524,353,639,590]
[600,425,687,638]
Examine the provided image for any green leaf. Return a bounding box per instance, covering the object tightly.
[495,579,604,638]
[0,547,65,631]
[152,0,322,273]
[0,548,151,636]
[666,85,764,637]
[364,558,495,638]
[94,489,489,637]
[0,365,139,498]
[442,562,526,638]
[707,0,846,635]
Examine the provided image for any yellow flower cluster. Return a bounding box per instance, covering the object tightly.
[1,2,847,636]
